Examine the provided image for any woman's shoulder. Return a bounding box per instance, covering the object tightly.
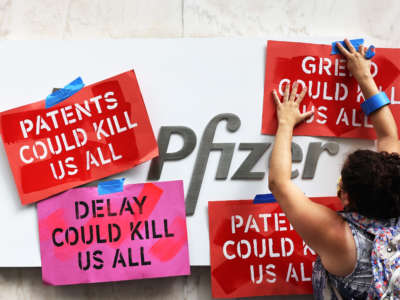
[312,212,375,299]
[339,211,400,235]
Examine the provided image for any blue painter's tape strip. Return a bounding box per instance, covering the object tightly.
[365,45,376,59]
[331,38,364,55]
[253,193,276,204]
[45,77,85,108]
[98,178,125,195]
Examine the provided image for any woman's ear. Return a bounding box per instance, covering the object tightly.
[340,191,350,207]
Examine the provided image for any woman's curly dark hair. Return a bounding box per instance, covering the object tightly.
[341,150,400,219]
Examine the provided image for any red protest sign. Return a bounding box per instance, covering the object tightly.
[262,41,400,139]
[0,70,158,205]
[208,197,343,298]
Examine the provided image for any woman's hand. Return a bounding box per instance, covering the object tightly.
[337,38,379,100]
[272,82,313,128]
[336,39,372,85]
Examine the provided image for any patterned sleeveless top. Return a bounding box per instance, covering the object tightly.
[312,212,399,299]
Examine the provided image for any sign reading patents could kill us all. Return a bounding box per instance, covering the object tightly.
[208,198,342,298]
[262,41,400,139]
[37,180,190,285]
[0,70,158,205]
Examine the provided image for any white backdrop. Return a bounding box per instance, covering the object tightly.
[0,38,373,266]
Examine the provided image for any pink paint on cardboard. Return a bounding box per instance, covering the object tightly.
[36,180,190,286]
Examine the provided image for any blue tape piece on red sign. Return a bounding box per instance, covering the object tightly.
[365,45,376,59]
[331,38,364,55]
[98,178,125,195]
[253,193,276,204]
[45,77,85,108]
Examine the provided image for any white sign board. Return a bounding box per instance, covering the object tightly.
[0,38,373,266]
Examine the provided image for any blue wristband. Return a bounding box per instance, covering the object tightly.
[361,92,390,116]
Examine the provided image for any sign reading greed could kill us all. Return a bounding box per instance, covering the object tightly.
[0,70,158,205]
[262,41,400,139]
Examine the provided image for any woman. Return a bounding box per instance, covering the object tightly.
[268,39,400,299]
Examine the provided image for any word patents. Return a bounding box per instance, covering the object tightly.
[278,56,399,127]
[223,213,315,284]
[18,91,137,180]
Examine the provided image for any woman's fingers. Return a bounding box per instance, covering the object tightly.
[283,83,290,102]
[272,83,310,126]
[344,38,356,53]
[300,110,314,121]
[272,90,281,106]
[272,83,308,108]
[289,82,298,102]
[359,44,366,56]
[296,86,308,104]
[336,42,351,59]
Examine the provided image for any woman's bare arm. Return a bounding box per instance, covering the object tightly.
[268,83,356,276]
[336,39,399,154]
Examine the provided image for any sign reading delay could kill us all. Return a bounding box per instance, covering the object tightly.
[208,198,342,298]
[0,70,158,205]
[262,41,400,139]
[37,180,190,285]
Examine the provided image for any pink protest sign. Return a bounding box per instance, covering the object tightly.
[37,180,190,285]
